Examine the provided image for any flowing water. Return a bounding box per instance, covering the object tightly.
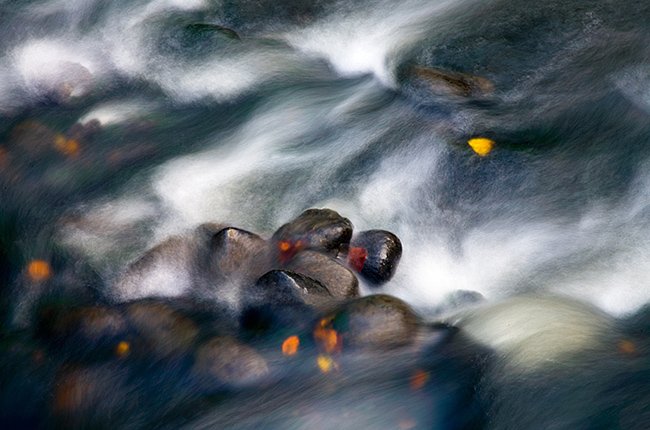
[2,0,650,428]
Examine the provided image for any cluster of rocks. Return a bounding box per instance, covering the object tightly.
[5,209,469,427]
[9,208,638,429]
[115,208,406,331]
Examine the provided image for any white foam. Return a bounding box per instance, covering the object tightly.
[79,100,156,125]
[2,0,293,110]
[150,80,397,235]
[393,221,571,306]
[284,0,462,86]
[156,50,305,102]
[13,39,103,99]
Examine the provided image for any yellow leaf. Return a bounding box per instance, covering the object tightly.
[115,341,130,358]
[468,137,494,156]
[317,355,337,373]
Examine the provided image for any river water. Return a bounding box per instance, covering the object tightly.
[1,0,650,428]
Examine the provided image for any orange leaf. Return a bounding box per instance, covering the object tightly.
[282,336,300,356]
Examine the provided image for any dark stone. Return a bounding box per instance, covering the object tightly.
[37,305,128,358]
[322,294,420,350]
[124,300,199,358]
[209,227,268,282]
[114,225,266,300]
[66,119,101,142]
[192,336,269,389]
[7,121,56,157]
[239,303,315,337]
[194,222,228,239]
[411,66,494,98]
[114,235,198,299]
[248,269,332,308]
[0,336,52,427]
[286,251,359,298]
[240,270,332,337]
[271,208,353,262]
[51,364,139,428]
[184,23,241,40]
[347,230,402,285]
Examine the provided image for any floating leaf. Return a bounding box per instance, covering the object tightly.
[282,336,300,356]
[27,260,51,282]
[468,137,495,157]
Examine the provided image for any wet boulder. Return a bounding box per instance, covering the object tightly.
[0,336,52,427]
[271,208,353,262]
[346,229,402,285]
[410,66,494,98]
[113,224,263,301]
[65,119,102,143]
[247,269,333,308]
[51,363,136,428]
[7,121,57,158]
[114,235,200,300]
[150,12,241,61]
[37,305,129,359]
[191,336,270,390]
[124,300,199,359]
[286,250,359,298]
[240,270,333,336]
[320,294,421,350]
[209,227,269,282]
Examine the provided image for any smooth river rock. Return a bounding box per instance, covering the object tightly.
[346,229,402,285]
[286,250,359,299]
[192,336,270,389]
[412,65,495,98]
[246,269,333,308]
[271,208,353,262]
[321,294,421,350]
[124,300,199,359]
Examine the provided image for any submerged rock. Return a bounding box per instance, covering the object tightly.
[38,305,128,358]
[450,295,616,371]
[192,336,269,389]
[65,119,102,143]
[113,224,263,301]
[286,250,359,298]
[184,23,241,40]
[124,300,199,359]
[272,208,353,262]
[240,269,333,336]
[321,294,421,350]
[209,227,268,282]
[346,230,402,285]
[52,364,136,428]
[114,235,198,300]
[411,66,494,98]
[7,121,57,158]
